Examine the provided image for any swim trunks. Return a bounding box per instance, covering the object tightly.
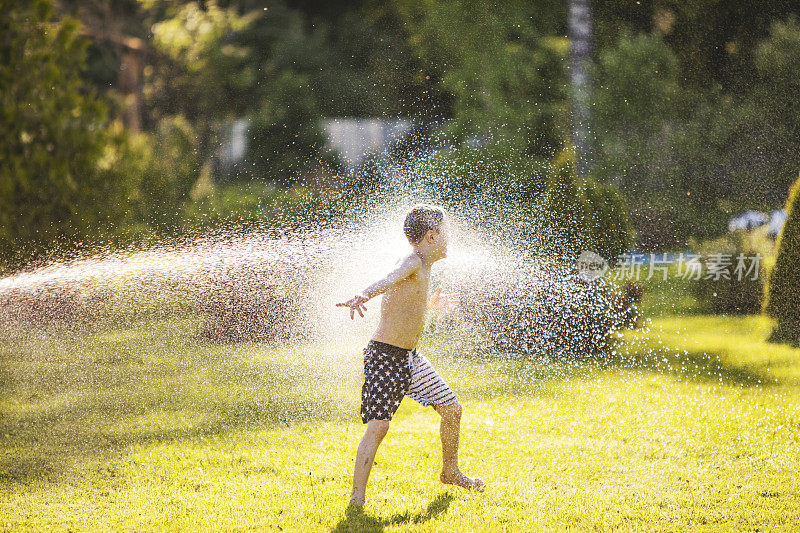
[360,339,458,424]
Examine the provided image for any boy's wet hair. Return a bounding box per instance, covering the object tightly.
[404,204,445,244]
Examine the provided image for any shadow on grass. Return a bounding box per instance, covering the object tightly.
[611,345,776,386]
[1,315,784,487]
[330,492,454,532]
[0,392,352,485]
[0,324,361,486]
[450,336,775,403]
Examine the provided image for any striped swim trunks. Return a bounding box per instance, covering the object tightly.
[360,339,458,424]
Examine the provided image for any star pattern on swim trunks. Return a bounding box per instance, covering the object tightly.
[360,345,459,424]
[361,346,414,423]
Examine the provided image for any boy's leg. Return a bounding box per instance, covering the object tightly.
[350,419,390,505]
[406,350,484,492]
[433,402,484,491]
[352,342,411,505]
[433,402,462,477]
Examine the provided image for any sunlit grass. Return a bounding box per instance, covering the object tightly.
[2,314,800,530]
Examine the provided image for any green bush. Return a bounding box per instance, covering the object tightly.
[538,148,634,261]
[584,180,636,262]
[411,143,550,241]
[538,149,590,258]
[452,262,629,359]
[764,172,800,345]
[692,229,772,315]
[129,116,200,233]
[181,181,341,234]
[414,144,633,263]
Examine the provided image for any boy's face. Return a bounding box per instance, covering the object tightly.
[433,218,450,260]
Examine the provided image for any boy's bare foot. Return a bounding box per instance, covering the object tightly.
[440,470,485,492]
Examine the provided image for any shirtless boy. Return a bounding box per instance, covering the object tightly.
[336,204,485,506]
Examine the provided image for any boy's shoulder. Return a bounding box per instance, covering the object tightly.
[389,252,423,279]
[397,252,423,270]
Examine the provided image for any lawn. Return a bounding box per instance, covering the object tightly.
[1,314,799,531]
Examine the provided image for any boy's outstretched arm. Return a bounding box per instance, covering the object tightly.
[336,254,422,319]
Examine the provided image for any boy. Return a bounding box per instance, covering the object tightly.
[336,204,485,506]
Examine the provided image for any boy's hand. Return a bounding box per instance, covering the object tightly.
[336,293,368,320]
[428,287,460,315]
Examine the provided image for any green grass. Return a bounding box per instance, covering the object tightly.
[637,272,706,317]
[2,315,800,531]
[607,262,707,318]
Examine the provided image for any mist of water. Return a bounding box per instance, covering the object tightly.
[1,178,641,413]
[3,159,798,495]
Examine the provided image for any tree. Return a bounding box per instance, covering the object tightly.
[591,0,800,91]
[0,0,138,267]
[592,30,682,196]
[751,15,800,202]
[145,1,259,167]
[591,26,800,248]
[764,172,800,346]
[143,1,342,184]
[232,2,330,183]
[396,0,568,159]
